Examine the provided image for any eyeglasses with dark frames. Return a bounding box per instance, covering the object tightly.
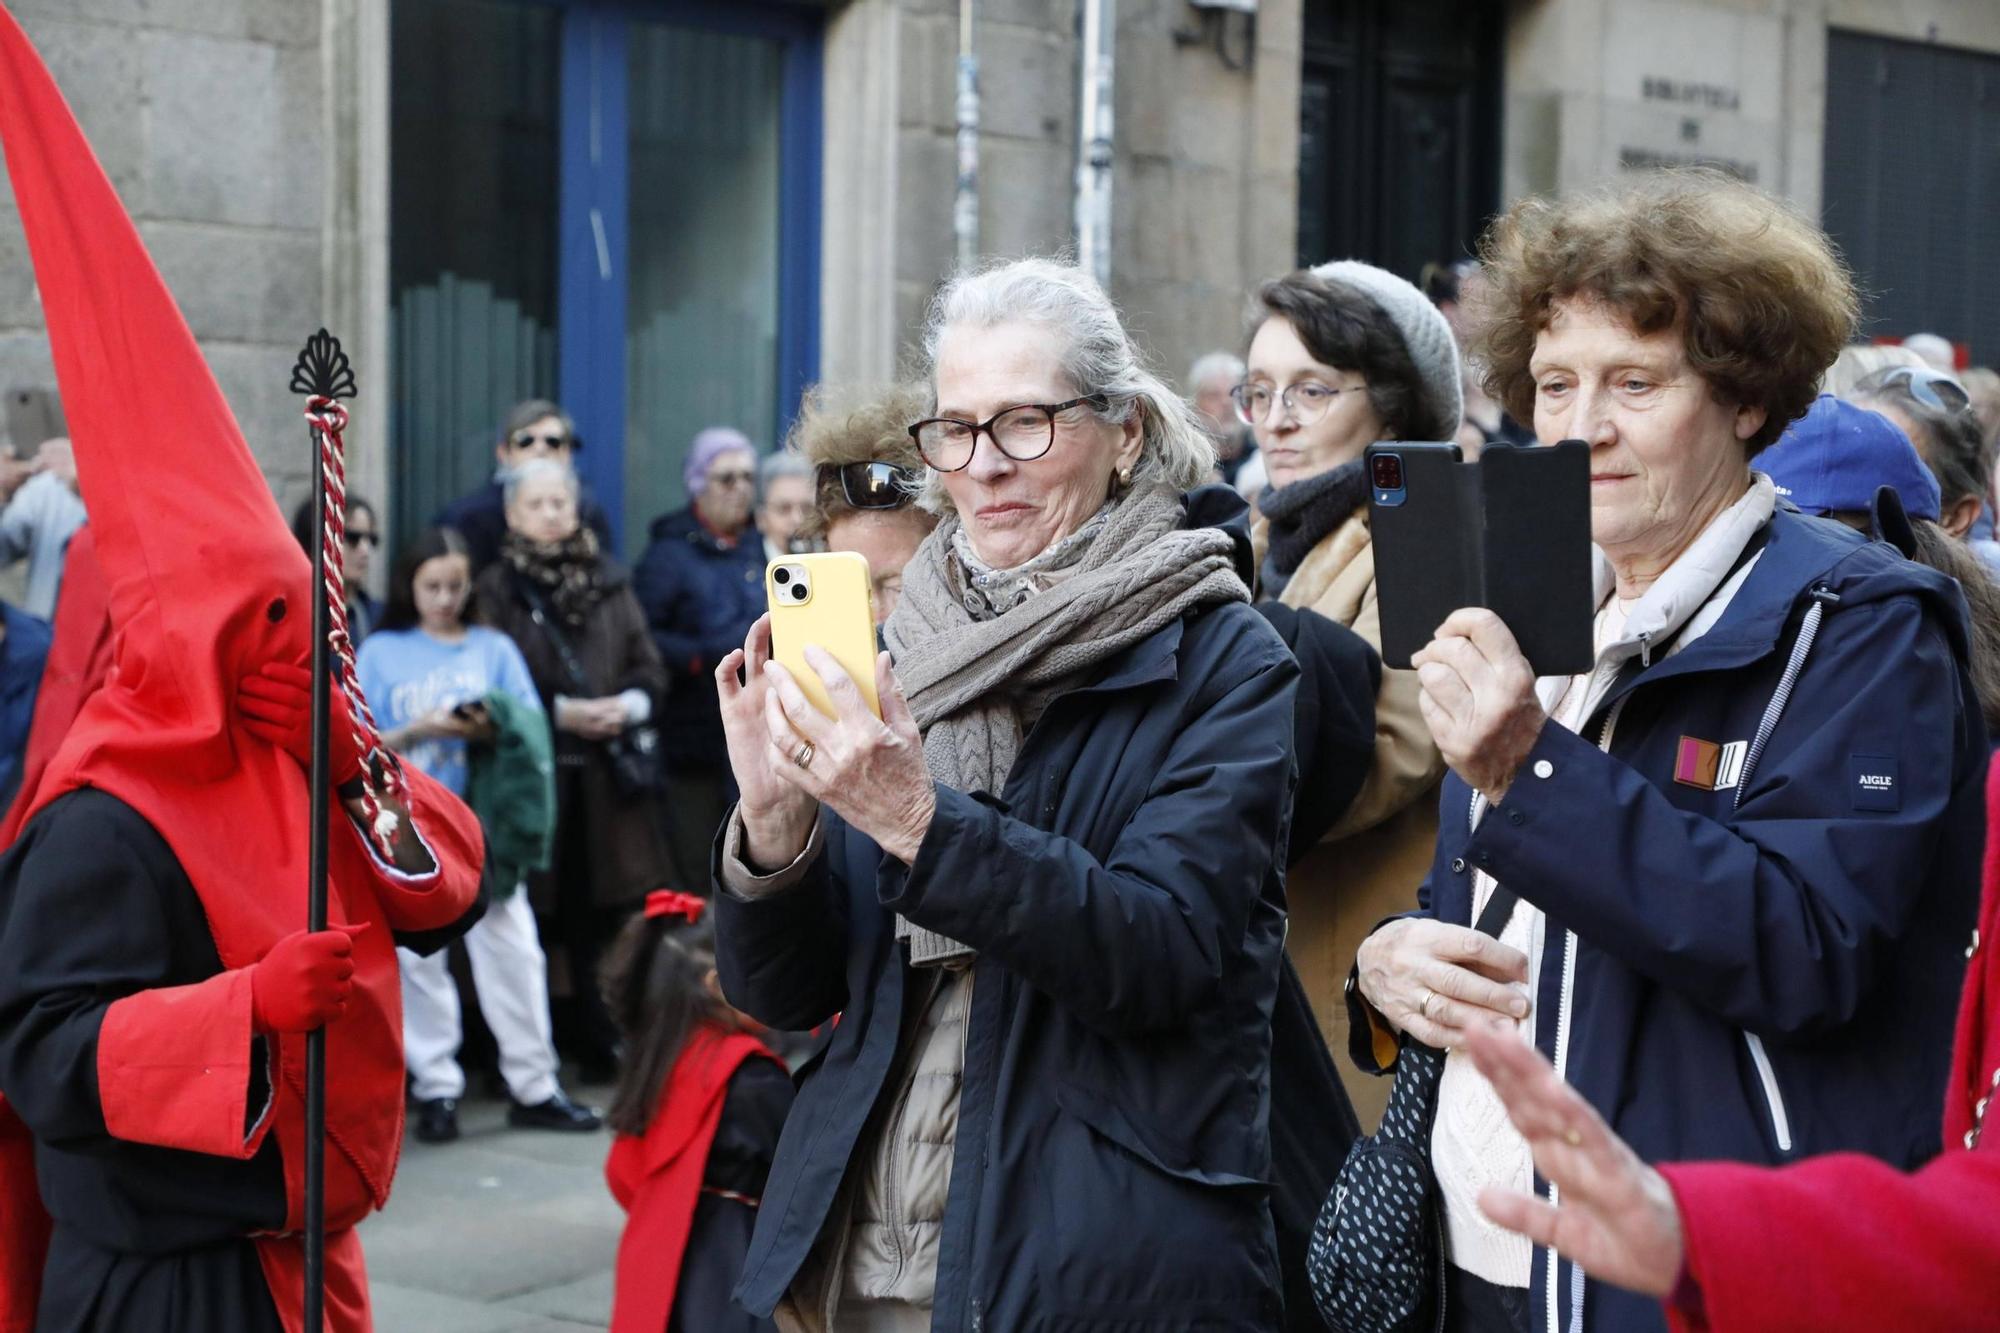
[1880,365,1973,415]
[907,395,1109,473]
[827,461,920,509]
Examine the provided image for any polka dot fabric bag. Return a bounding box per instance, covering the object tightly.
[1307,887,1517,1333]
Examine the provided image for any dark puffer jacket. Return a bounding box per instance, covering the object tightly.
[1349,508,1986,1333]
[633,506,767,771]
[714,501,1301,1331]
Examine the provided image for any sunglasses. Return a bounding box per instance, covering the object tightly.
[344,530,380,549]
[828,461,919,509]
[1881,365,1972,415]
[509,430,575,451]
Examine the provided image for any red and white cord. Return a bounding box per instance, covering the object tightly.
[306,395,404,855]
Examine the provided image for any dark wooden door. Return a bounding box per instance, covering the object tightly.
[1823,29,2000,363]
[1297,0,1501,280]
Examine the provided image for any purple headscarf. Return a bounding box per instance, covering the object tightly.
[685,426,755,498]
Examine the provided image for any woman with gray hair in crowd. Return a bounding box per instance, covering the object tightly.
[710,257,1298,1331]
[475,459,673,1082]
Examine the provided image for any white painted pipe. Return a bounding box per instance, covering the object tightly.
[1074,0,1116,287]
[954,0,981,270]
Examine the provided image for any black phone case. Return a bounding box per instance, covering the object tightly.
[1367,441,1595,675]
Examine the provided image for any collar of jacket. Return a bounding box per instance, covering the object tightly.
[1589,504,1969,717]
[652,504,749,557]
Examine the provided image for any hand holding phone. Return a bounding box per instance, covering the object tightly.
[766,553,882,721]
[1366,441,1594,675]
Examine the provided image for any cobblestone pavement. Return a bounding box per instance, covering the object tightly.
[359,1077,621,1332]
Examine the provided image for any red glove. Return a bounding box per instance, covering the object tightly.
[249,926,365,1034]
[238,662,364,785]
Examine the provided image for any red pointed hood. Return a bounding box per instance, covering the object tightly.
[0,22,492,1285]
[0,6,311,837]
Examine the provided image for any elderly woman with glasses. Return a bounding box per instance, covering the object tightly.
[786,381,938,623]
[1334,172,1984,1333]
[634,426,770,892]
[710,258,1298,1331]
[1237,261,1466,1128]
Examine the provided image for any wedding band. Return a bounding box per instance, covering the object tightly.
[792,740,815,769]
[1419,989,1437,1020]
[1563,1128,1583,1147]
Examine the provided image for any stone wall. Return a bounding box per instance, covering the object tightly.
[819,0,1300,398]
[1500,0,2000,214]
[0,0,348,520]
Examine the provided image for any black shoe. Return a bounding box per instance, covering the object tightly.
[507,1090,603,1133]
[413,1098,460,1144]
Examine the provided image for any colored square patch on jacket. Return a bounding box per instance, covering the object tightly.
[1674,736,1721,790]
[1850,755,1900,812]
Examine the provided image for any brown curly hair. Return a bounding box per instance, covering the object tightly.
[1469,170,1857,453]
[786,381,936,544]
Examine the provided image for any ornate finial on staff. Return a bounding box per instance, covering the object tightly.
[290,327,358,400]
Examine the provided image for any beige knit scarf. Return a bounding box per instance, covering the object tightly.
[881,483,1249,963]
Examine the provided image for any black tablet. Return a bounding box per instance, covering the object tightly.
[1366,440,1595,675]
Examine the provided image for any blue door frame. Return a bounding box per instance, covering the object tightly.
[553,0,823,551]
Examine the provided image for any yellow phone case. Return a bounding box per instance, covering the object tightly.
[767,551,882,720]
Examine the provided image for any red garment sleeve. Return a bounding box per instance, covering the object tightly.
[95,966,274,1159]
[347,762,484,935]
[1662,1149,2000,1332]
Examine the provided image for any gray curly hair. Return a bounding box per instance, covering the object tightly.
[916,257,1216,513]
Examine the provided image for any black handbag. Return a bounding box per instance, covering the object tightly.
[517,581,665,800]
[1307,884,1519,1333]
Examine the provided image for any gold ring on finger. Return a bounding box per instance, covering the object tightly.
[1563,1127,1583,1147]
[793,740,815,770]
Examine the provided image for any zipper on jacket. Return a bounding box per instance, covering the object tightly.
[1743,1032,1794,1152]
[1544,695,1625,1333]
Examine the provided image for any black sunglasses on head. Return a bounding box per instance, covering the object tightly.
[825,460,919,510]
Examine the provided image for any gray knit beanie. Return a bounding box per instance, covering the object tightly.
[1310,259,1463,441]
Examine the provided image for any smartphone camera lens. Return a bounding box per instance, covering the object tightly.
[1371,454,1404,491]
[774,567,791,586]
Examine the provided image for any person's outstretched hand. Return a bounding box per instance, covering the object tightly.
[250,925,367,1034]
[1465,1022,1684,1299]
[238,662,363,784]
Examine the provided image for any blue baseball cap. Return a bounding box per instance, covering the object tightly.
[1758,394,1941,522]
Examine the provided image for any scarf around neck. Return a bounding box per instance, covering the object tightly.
[1258,457,1369,597]
[503,526,610,629]
[882,483,1250,964]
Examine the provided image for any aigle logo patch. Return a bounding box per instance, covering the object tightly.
[1849,755,1900,812]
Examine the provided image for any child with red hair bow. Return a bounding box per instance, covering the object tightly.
[600,891,792,1332]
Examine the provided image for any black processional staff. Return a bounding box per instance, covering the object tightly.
[288,330,406,1333]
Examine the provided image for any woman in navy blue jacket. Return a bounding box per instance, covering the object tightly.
[1347,172,1987,1333]
[711,259,1299,1331]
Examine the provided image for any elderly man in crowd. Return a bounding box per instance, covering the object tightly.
[757,451,816,563]
[435,398,615,573]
